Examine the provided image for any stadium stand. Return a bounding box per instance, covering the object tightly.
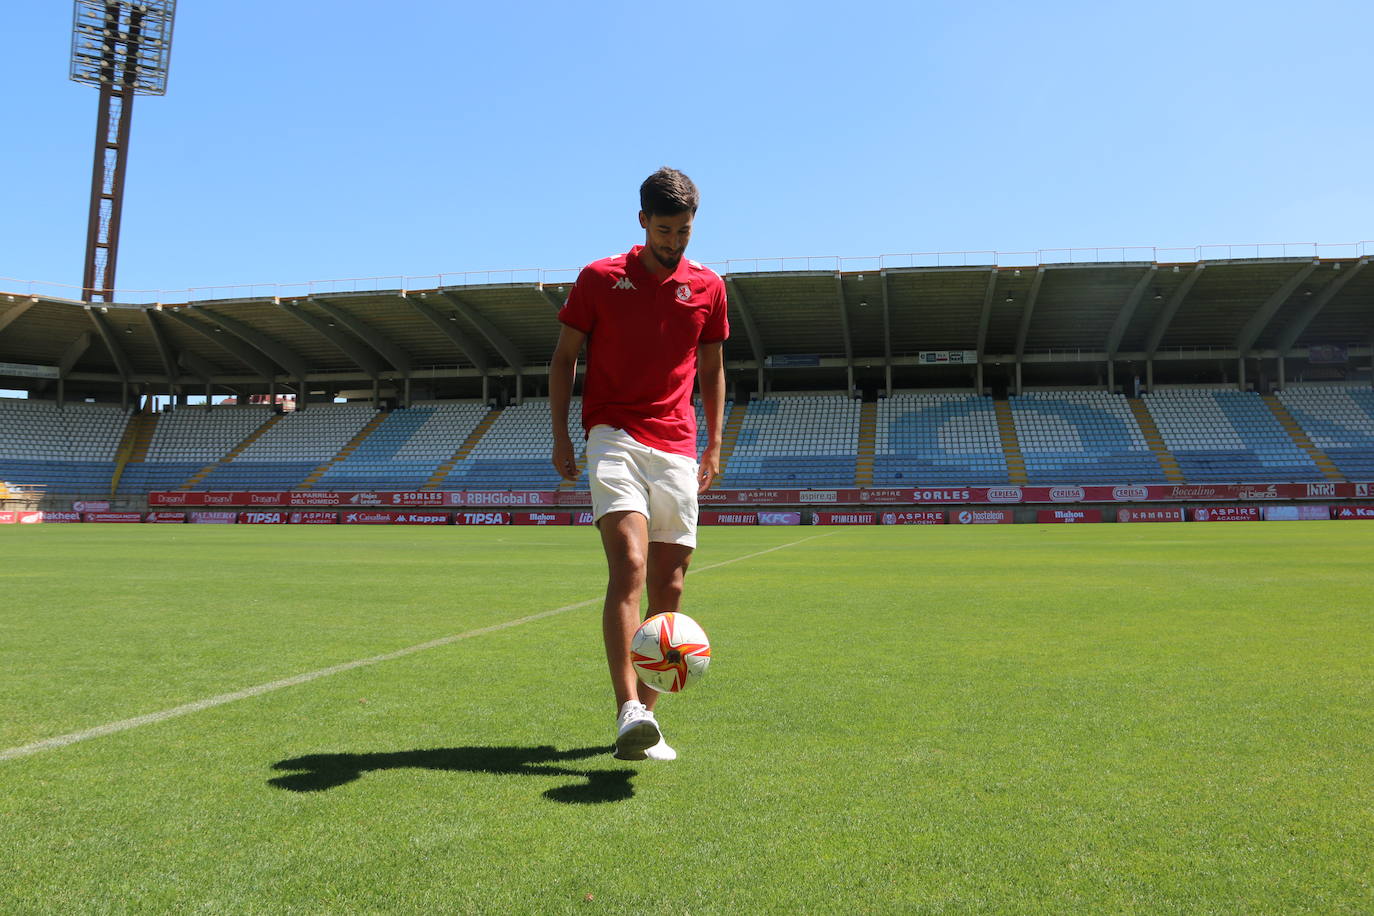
[0,398,131,493]
[873,392,1009,485]
[1143,389,1323,482]
[1011,391,1165,483]
[192,403,378,490]
[313,402,490,491]
[1276,386,1374,480]
[438,399,584,490]
[720,395,859,488]
[116,405,274,493]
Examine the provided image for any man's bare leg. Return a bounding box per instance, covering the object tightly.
[639,541,693,712]
[598,510,648,711]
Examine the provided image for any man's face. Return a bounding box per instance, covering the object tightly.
[639,209,694,272]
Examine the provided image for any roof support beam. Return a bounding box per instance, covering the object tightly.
[0,299,37,337]
[161,309,279,381]
[438,290,525,370]
[143,309,180,393]
[1012,267,1047,360]
[196,307,309,381]
[58,331,93,378]
[278,302,381,379]
[879,271,893,395]
[401,294,489,373]
[538,284,566,311]
[1274,258,1368,356]
[1106,266,1157,358]
[974,268,997,359]
[86,308,134,381]
[1235,261,1320,356]
[177,348,217,385]
[312,298,412,376]
[724,278,765,363]
[1144,264,1205,359]
[834,274,854,392]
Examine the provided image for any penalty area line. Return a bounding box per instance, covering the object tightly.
[0,531,835,763]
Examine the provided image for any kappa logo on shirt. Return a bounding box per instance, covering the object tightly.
[611,276,636,290]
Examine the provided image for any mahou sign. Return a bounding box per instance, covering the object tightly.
[1036,509,1103,524]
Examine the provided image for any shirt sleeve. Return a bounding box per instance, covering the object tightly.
[700,276,730,344]
[557,267,598,335]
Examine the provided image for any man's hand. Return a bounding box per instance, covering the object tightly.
[697,444,721,493]
[552,435,578,481]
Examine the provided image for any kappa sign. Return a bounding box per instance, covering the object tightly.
[1332,505,1374,519]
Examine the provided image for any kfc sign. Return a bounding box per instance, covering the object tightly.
[1117,507,1183,523]
[1191,506,1260,522]
[954,509,1012,524]
[757,511,802,526]
[1036,509,1102,523]
[882,511,946,525]
[453,512,510,525]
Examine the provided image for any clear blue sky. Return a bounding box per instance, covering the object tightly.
[3,0,1371,299]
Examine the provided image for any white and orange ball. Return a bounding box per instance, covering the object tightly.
[631,612,711,693]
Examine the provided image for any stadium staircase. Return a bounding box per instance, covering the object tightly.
[107,410,158,496]
[423,407,501,489]
[1263,395,1343,481]
[179,413,282,490]
[854,402,876,487]
[992,400,1028,485]
[714,403,750,479]
[1128,398,1184,482]
[298,411,389,490]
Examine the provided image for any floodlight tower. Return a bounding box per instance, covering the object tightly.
[69,1,176,303]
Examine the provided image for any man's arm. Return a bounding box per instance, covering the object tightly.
[549,324,585,481]
[696,341,725,493]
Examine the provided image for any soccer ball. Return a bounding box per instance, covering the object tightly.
[631,612,711,693]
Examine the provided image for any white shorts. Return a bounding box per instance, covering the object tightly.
[586,425,699,547]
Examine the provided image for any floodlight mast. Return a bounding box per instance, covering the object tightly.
[69,1,176,303]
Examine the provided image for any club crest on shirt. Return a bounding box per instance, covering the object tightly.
[676,284,692,301]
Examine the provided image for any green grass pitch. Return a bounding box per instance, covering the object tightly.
[1,523,1371,914]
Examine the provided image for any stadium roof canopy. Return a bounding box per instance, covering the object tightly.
[2,251,1371,403]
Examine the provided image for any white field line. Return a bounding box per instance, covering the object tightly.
[0,533,834,763]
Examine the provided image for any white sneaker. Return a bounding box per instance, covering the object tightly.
[643,737,677,761]
[613,701,661,761]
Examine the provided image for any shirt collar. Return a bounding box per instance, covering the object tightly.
[626,245,693,286]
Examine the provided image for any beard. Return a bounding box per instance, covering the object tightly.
[652,246,683,270]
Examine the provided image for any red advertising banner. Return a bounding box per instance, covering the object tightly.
[40,511,82,523]
[511,511,572,526]
[18,511,45,524]
[453,511,511,526]
[148,492,194,506]
[1332,505,1374,519]
[1262,505,1330,521]
[881,510,946,525]
[757,510,802,525]
[557,491,594,507]
[83,512,143,523]
[390,512,451,525]
[387,492,449,508]
[1037,509,1103,524]
[1116,507,1184,523]
[289,491,344,506]
[700,511,758,525]
[145,511,187,524]
[340,511,397,525]
[952,508,1013,524]
[289,511,339,525]
[813,511,877,525]
[1191,506,1261,522]
[238,511,288,525]
[456,491,557,507]
[236,491,289,506]
[0,511,17,524]
[190,511,238,524]
[72,500,110,512]
[572,510,596,525]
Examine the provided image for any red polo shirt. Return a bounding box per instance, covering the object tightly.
[558,245,729,457]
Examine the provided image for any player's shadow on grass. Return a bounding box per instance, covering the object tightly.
[268,745,632,804]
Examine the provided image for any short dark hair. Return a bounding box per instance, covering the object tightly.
[640,167,699,217]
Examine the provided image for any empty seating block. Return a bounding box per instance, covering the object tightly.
[0,398,131,493]
[440,399,584,490]
[117,405,274,493]
[1012,391,1164,484]
[874,393,1008,485]
[1277,386,1374,479]
[721,396,858,488]
[1145,389,1321,482]
[314,402,490,491]
[194,404,378,490]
